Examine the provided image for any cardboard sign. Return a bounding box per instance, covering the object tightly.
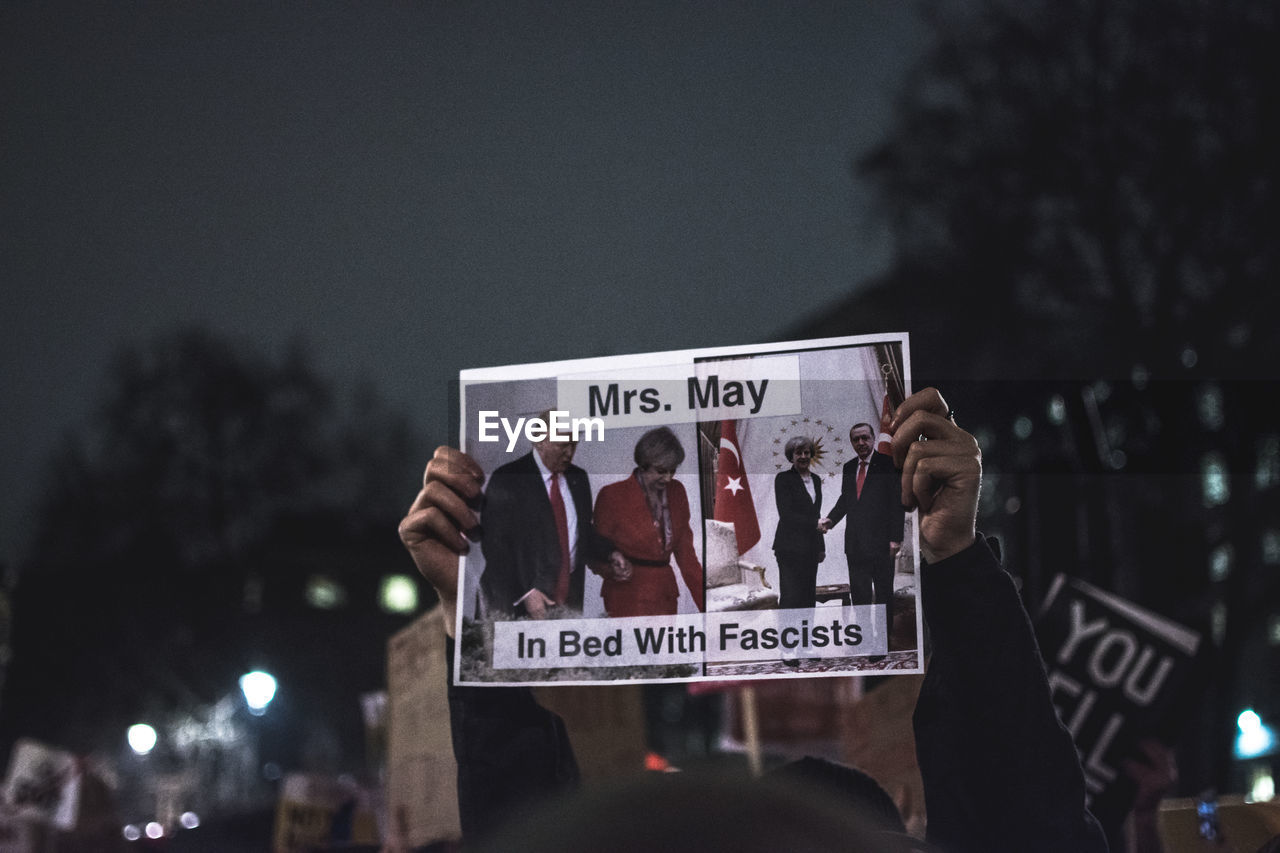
[0,739,79,831]
[456,334,923,686]
[271,773,379,852]
[1036,574,1202,833]
[384,606,461,848]
[531,684,647,780]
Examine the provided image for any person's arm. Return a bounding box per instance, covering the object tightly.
[1122,739,1177,853]
[399,447,580,840]
[820,470,849,532]
[914,539,1106,852]
[774,472,811,527]
[889,390,1107,853]
[445,638,580,838]
[475,468,527,615]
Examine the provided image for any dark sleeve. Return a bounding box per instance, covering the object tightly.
[478,470,524,610]
[446,638,580,840]
[914,538,1108,853]
[774,472,796,522]
[574,474,616,566]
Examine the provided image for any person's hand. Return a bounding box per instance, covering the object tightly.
[818,550,826,564]
[817,517,831,533]
[398,446,485,637]
[522,589,555,619]
[609,550,634,582]
[888,388,980,563]
[1122,738,1178,816]
[889,541,902,559]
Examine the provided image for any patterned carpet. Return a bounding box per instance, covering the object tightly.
[705,649,920,677]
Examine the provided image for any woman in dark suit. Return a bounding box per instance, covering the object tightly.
[772,435,825,609]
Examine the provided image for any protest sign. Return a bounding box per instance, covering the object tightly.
[456,334,923,686]
[1036,574,1202,833]
[271,773,379,852]
[384,606,461,848]
[0,739,79,831]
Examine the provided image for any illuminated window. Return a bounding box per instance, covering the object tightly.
[1211,601,1228,646]
[1248,766,1275,803]
[243,576,263,614]
[1257,435,1280,491]
[1263,529,1280,565]
[1131,364,1150,391]
[305,575,347,610]
[1201,453,1231,507]
[1197,384,1225,431]
[380,575,419,614]
[1047,395,1067,425]
[1209,543,1234,582]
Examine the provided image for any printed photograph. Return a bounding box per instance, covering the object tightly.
[455,334,921,686]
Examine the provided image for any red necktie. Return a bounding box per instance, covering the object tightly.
[549,473,571,604]
[856,459,867,499]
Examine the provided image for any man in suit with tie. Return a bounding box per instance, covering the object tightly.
[480,417,619,619]
[820,422,906,632]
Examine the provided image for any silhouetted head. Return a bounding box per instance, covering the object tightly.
[475,767,934,853]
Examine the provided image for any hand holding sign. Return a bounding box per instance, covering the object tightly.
[398,446,485,637]
[888,387,980,564]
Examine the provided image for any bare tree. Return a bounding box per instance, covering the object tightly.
[2,328,421,759]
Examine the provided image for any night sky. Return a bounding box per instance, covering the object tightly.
[1,2,925,559]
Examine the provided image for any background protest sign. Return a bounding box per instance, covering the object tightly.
[0,739,80,831]
[1036,574,1202,834]
[384,606,461,848]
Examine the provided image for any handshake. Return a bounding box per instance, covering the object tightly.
[816,517,832,534]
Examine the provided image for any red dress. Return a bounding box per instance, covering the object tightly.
[593,474,705,616]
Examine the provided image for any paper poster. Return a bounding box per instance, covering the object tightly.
[384,607,461,847]
[1036,574,1203,834]
[456,333,922,686]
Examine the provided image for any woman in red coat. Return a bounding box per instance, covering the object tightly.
[593,427,705,617]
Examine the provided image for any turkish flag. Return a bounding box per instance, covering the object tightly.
[876,392,895,456]
[713,419,761,555]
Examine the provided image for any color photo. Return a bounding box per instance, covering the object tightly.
[456,334,922,686]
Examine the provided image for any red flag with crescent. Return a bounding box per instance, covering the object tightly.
[876,392,894,456]
[713,419,761,555]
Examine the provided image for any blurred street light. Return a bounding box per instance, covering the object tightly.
[1235,709,1277,760]
[239,670,277,716]
[379,574,418,614]
[128,723,157,756]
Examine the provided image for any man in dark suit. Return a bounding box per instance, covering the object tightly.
[480,426,617,619]
[820,422,906,631]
